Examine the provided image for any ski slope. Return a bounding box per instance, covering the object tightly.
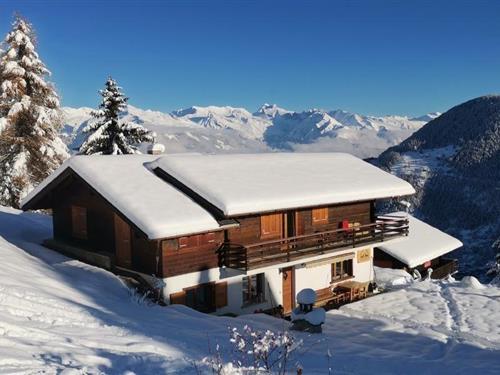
[0,206,499,374]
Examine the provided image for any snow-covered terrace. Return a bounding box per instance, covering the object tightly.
[148,152,416,216]
[377,213,463,268]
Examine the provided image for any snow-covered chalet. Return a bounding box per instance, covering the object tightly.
[21,152,462,315]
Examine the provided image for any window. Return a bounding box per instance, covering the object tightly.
[242,273,266,305]
[331,258,353,282]
[178,232,217,249]
[260,213,282,238]
[71,205,87,239]
[312,208,328,224]
[184,283,215,313]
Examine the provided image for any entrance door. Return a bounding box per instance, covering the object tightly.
[114,213,132,268]
[282,266,295,314]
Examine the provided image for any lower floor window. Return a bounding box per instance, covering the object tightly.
[332,259,353,281]
[185,283,215,313]
[242,273,266,305]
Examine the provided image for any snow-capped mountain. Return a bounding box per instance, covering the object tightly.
[377,95,500,280]
[253,103,291,119]
[171,105,271,139]
[62,104,434,158]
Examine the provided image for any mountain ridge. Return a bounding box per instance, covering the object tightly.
[61,104,439,158]
[377,94,500,280]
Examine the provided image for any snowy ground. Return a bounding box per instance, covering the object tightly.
[0,207,500,374]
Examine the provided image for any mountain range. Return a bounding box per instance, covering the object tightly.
[61,104,439,158]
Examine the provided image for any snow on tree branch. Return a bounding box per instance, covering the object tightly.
[79,77,155,155]
[0,14,68,208]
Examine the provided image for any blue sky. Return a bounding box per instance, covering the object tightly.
[2,0,500,116]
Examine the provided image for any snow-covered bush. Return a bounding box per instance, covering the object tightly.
[129,288,152,306]
[200,325,301,374]
[461,276,485,289]
[229,325,298,373]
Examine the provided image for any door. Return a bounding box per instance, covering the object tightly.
[114,213,132,268]
[295,211,304,236]
[282,266,295,314]
[286,211,305,251]
[286,212,296,238]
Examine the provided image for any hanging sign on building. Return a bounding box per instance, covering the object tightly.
[357,248,371,263]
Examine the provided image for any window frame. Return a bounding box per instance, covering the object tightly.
[184,282,216,313]
[242,273,266,306]
[331,258,354,282]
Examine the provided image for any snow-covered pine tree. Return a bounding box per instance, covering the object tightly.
[79,78,154,155]
[0,15,69,208]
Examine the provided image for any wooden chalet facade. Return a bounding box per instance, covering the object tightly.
[22,153,420,315]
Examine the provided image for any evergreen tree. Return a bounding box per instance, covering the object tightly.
[0,15,68,208]
[79,78,154,155]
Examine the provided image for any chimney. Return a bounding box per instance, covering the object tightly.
[147,143,165,155]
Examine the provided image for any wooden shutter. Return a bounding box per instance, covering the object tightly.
[71,206,87,239]
[179,237,188,249]
[114,213,132,268]
[261,213,282,238]
[205,232,216,243]
[312,208,328,224]
[170,290,186,305]
[215,281,228,309]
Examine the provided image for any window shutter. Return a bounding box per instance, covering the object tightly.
[206,232,216,243]
[312,208,328,224]
[261,214,282,238]
[170,290,186,305]
[215,281,228,309]
[178,237,188,249]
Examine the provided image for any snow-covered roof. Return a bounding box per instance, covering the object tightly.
[148,153,415,216]
[21,155,222,239]
[377,213,463,268]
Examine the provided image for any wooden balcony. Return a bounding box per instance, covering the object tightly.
[221,216,409,271]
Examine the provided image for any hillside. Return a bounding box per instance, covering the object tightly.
[378,95,500,280]
[1,206,500,373]
[61,104,436,158]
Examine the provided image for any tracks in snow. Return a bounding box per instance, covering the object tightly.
[340,281,500,351]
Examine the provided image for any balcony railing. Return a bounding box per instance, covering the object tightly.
[221,215,409,271]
